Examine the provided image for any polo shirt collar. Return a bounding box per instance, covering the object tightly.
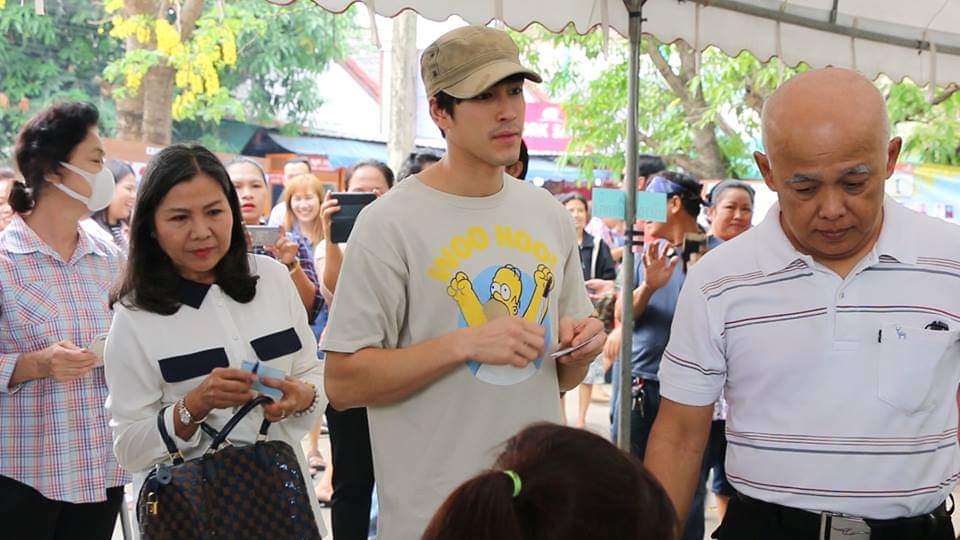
[177,278,212,309]
[871,196,918,265]
[581,232,595,249]
[754,196,918,275]
[754,203,810,275]
[1,214,109,261]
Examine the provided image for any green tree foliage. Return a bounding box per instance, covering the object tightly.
[0,2,120,159]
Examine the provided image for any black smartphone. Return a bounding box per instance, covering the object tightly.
[330,192,377,243]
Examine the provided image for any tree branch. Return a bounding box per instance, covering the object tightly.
[930,82,959,107]
[644,39,688,101]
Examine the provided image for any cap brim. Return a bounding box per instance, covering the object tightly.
[442,60,542,99]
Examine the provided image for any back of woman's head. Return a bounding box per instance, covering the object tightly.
[422,423,677,540]
[12,101,100,213]
[111,143,256,314]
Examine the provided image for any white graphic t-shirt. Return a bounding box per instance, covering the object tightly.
[321,175,594,539]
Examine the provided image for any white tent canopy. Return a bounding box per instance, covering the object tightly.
[312,0,960,86]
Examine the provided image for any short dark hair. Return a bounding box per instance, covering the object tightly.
[637,154,667,179]
[397,151,441,181]
[423,424,677,540]
[284,157,311,172]
[658,170,704,219]
[12,101,100,213]
[346,159,395,190]
[111,144,258,314]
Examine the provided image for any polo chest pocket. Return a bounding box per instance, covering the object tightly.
[876,324,959,415]
[158,348,230,383]
[250,328,302,362]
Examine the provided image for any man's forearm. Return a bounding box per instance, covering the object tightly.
[325,330,467,410]
[557,362,590,392]
[644,400,713,527]
[630,282,656,319]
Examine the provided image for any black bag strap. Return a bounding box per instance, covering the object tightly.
[156,406,185,465]
[207,395,274,452]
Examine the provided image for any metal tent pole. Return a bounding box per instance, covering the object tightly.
[617,0,645,453]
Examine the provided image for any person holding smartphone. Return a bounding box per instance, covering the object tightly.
[313,158,393,538]
[0,102,128,538]
[226,158,323,326]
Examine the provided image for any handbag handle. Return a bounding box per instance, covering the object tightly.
[155,396,274,463]
[207,395,274,452]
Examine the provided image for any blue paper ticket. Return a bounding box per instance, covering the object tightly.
[240,360,285,401]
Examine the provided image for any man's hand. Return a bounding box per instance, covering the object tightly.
[41,341,99,383]
[459,317,545,368]
[555,317,605,367]
[642,242,678,291]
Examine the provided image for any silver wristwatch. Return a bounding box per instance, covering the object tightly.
[176,398,207,425]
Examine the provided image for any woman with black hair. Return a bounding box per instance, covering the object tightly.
[103,144,327,535]
[0,102,128,538]
[90,159,137,253]
[423,423,677,540]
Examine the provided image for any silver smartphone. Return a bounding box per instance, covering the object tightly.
[245,225,281,249]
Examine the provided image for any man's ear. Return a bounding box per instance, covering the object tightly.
[429,97,452,132]
[668,195,682,216]
[755,151,776,193]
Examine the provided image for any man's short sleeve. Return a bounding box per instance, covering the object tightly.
[657,273,726,406]
[320,238,408,353]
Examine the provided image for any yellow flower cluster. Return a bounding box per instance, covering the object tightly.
[104,0,123,13]
[127,70,144,92]
[0,0,7,9]
[110,15,152,45]
[172,92,197,120]
[155,19,180,56]
[221,30,237,66]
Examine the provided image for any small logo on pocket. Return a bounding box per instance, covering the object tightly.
[895,326,907,340]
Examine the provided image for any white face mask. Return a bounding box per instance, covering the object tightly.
[55,162,115,212]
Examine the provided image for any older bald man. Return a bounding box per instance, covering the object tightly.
[645,68,960,539]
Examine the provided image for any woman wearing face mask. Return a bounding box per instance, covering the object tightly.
[702,179,755,521]
[91,159,137,254]
[0,102,128,538]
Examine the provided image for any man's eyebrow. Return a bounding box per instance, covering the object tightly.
[785,174,820,184]
[841,164,871,176]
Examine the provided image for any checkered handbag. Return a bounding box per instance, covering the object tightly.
[136,396,321,540]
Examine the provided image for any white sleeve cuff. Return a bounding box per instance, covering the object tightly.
[658,380,721,408]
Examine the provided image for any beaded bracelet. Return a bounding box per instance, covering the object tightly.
[293,382,320,418]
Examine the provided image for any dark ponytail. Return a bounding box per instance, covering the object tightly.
[12,101,100,214]
[423,423,678,540]
[421,470,524,540]
[8,180,34,213]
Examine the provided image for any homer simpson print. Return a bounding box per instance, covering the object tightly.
[430,225,558,385]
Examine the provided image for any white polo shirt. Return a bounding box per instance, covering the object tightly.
[660,197,960,519]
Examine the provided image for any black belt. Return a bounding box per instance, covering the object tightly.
[736,493,952,538]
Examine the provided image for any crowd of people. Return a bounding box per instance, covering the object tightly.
[0,24,959,540]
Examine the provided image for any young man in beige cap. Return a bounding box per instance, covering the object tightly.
[322,26,604,539]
